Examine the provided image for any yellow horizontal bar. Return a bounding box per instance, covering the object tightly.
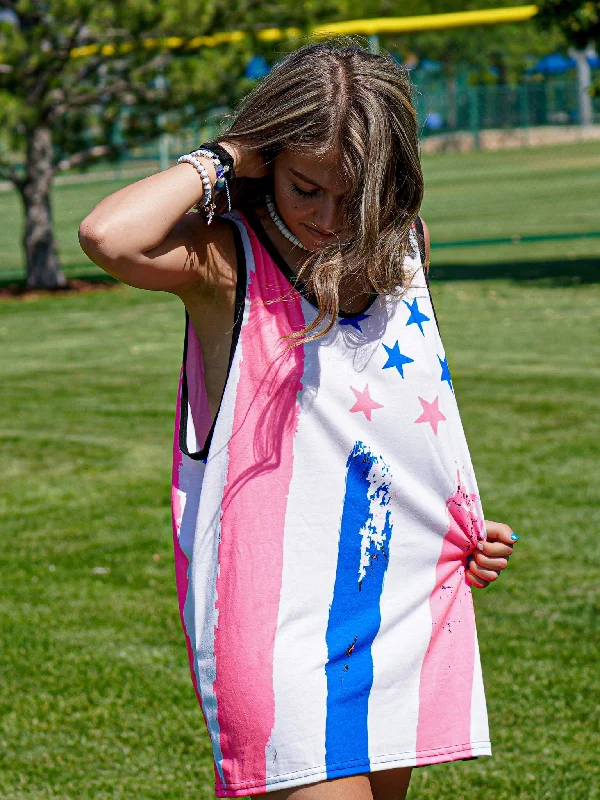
[313,6,538,36]
[257,26,303,41]
[257,27,285,41]
[186,30,246,48]
[69,6,537,59]
[71,44,97,58]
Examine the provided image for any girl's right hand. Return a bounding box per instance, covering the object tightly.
[466,520,518,589]
[219,141,270,180]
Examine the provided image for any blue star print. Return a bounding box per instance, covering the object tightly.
[339,314,370,333]
[438,355,453,392]
[403,298,430,336]
[382,341,414,378]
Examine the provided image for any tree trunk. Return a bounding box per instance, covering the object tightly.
[22,125,66,289]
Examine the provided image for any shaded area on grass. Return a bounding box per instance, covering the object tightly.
[0,275,118,297]
[2,257,600,296]
[430,256,600,284]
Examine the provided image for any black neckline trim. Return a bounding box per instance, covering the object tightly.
[178,220,247,461]
[242,205,379,319]
[414,215,427,266]
[414,215,440,329]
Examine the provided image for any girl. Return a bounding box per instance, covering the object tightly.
[79,42,518,800]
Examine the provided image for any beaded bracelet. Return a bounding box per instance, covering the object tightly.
[191,149,226,188]
[176,154,218,223]
[200,141,236,181]
[191,148,232,214]
[177,154,212,205]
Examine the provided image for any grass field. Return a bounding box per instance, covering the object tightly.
[1,275,599,799]
[0,141,599,279]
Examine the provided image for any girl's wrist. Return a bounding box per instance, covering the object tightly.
[176,156,217,204]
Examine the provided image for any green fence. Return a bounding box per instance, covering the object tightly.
[1,78,598,187]
[414,78,598,138]
[111,78,599,170]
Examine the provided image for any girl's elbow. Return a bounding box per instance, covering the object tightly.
[79,215,104,254]
[78,217,121,265]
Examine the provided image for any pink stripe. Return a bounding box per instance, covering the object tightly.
[415,471,484,763]
[213,219,305,792]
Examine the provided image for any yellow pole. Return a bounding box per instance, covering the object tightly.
[313,6,538,37]
[69,6,539,59]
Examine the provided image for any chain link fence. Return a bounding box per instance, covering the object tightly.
[415,78,599,141]
[113,78,600,168]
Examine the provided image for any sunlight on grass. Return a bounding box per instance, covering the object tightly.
[0,141,599,277]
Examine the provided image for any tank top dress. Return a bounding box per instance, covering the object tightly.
[171,208,491,797]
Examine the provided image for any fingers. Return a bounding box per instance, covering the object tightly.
[478,539,513,558]
[465,568,489,589]
[484,520,519,547]
[472,552,508,572]
[468,559,500,584]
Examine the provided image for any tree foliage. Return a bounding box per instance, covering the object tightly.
[336,0,565,83]
[0,0,338,182]
[0,0,336,285]
[536,0,599,50]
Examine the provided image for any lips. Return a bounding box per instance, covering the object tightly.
[302,224,339,241]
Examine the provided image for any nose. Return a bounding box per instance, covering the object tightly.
[313,196,343,234]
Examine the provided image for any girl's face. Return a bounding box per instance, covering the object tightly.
[272,149,350,251]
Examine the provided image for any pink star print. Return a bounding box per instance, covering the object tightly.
[349,384,384,421]
[414,395,446,435]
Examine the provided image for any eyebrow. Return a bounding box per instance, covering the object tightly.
[289,168,324,190]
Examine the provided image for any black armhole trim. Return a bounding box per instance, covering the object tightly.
[414,215,427,267]
[414,215,440,330]
[178,221,247,461]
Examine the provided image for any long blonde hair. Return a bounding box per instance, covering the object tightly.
[221,41,424,342]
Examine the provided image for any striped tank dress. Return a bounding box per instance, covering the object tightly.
[171,208,491,797]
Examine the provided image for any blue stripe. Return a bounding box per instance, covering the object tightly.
[325,441,393,775]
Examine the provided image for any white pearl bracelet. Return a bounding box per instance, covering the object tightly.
[177,154,213,208]
[190,149,231,213]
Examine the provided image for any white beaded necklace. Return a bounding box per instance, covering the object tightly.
[265,195,310,251]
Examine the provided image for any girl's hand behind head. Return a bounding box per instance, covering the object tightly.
[220,141,270,180]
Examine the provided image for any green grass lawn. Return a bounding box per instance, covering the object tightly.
[1,279,599,799]
[420,141,600,268]
[1,140,599,279]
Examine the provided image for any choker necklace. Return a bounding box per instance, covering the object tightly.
[265,195,310,251]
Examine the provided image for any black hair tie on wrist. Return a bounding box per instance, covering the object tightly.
[201,141,236,181]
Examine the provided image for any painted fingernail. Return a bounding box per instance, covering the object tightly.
[477,542,484,551]
[510,533,520,541]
